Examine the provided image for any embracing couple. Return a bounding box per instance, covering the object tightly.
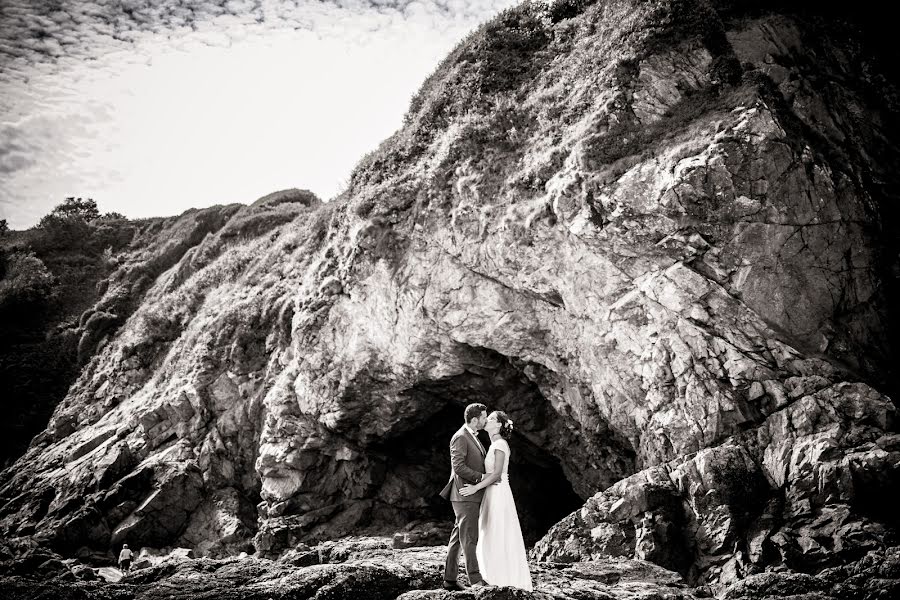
[439,403,533,591]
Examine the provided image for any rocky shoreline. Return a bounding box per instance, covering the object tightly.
[2,536,898,600]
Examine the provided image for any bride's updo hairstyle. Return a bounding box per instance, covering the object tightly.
[490,411,514,440]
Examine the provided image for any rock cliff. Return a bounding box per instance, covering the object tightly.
[1,0,898,596]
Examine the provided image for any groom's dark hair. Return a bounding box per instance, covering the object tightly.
[464,403,487,423]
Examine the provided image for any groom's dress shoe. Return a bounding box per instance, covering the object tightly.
[442,580,467,591]
[470,581,488,587]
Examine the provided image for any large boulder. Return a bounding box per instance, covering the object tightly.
[533,383,899,588]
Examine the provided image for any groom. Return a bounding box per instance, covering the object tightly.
[440,403,489,590]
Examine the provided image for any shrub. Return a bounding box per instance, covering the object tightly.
[33,214,93,252]
[90,220,135,255]
[0,251,55,312]
[140,305,183,342]
[404,2,551,132]
[31,197,135,257]
[544,0,592,23]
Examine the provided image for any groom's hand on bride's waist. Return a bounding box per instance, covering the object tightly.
[459,484,477,496]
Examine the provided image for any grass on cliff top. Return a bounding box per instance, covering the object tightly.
[346,0,741,203]
[346,0,900,210]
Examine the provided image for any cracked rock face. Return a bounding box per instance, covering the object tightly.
[1,0,898,593]
[532,383,900,586]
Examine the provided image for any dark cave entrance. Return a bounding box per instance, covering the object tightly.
[371,346,631,546]
[377,403,583,545]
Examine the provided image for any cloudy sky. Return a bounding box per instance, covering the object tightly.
[0,0,517,228]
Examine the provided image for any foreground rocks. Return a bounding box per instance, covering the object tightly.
[0,536,703,600]
[2,537,898,599]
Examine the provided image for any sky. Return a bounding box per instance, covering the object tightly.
[0,0,518,229]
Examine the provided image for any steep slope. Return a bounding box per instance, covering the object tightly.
[1,0,898,593]
[0,206,245,467]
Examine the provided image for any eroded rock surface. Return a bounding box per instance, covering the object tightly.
[533,383,899,587]
[1,0,898,596]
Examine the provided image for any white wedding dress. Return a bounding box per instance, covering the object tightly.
[476,438,534,590]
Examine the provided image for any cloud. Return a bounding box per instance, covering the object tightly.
[0,0,518,228]
[0,122,39,175]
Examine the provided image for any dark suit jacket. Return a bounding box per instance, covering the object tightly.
[440,425,486,503]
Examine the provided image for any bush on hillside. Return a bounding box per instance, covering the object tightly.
[141,305,184,343]
[0,251,55,313]
[406,3,551,131]
[34,215,92,252]
[545,0,592,23]
[32,198,135,255]
[90,219,136,255]
[471,4,551,93]
[35,199,98,252]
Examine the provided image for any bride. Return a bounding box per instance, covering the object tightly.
[459,411,533,590]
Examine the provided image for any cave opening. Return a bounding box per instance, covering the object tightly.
[375,402,583,545]
[370,346,629,546]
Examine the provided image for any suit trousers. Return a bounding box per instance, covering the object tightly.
[444,500,482,584]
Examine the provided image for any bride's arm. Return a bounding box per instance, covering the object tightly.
[459,448,506,495]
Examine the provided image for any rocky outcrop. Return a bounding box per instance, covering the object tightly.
[1,0,898,596]
[532,383,899,587]
[0,191,323,559]
[0,189,320,465]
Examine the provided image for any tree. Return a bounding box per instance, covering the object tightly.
[39,198,100,226]
[34,198,97,251]
[33,198,133,254]
[0,219,8,236]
